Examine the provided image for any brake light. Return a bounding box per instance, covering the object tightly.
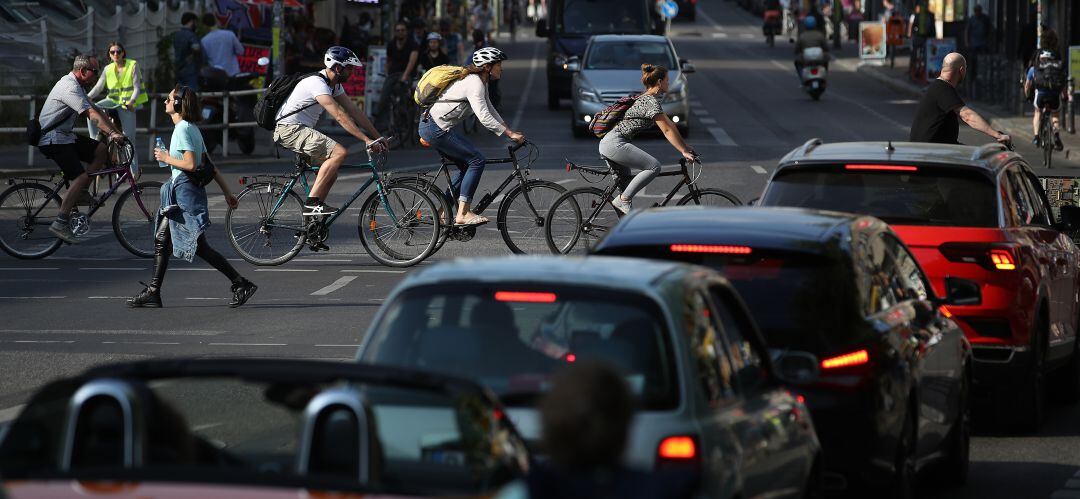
[939,305,953,318]
[821,349,869,370]
[809,68,819,75]
[658,436,697,460]
[494,291,557,303]
[565,353,577,363]
[670,244,752,254]
[844,164,919,172]
[939,243,1020,271]
[989,249,1016,270]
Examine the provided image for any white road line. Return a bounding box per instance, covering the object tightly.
[209,342,287,346]
[711,33,728,38]
[0,329,221,336]
[0,405,25,423]
[739,33,755,39]
[292,259,353,263]
[830,92,909,131]
[78,267,146,271]
[700,117,717,125]
[14,340,74,343]
[315,344,361,347]
[340,269,406,274]
[312,275,359,296]
[172,268,216,271]
[0,267,59,271]
[751,165,768,174]
[0,296,65,299]
[708,127,738,147]
[88,296,129,299]
[254,268,318,272]
[185,297,225,300]
[512,42,542,129]
[693,109,711,116]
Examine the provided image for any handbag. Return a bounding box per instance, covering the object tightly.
[25,108,75,146]
[186,153,217,187]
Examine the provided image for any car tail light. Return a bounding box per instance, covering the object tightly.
[670,244,752,254]
[939,243,1020,271]
[820,349,869,370]
[657,435,700,469]
[844,164,919,172]
[809,68,819,76]
[938,305,953,318]
[494,291,557,303]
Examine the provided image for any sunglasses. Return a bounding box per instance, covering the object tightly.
[166,86,190,105]
[109,49,123,55]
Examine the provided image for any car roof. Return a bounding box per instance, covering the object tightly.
[778,139,1020,172]
[400,255,696,292]
[589,34,670,44]
[598,206,873,255]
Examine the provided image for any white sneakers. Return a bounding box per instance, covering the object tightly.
[49,219,80,244]
[610,194,631,215]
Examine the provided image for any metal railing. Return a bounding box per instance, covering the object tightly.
[0,87,264,167]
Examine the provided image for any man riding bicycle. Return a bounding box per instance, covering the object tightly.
[273,46,386,221]
[374,21,420,130]
[1025,49,1067,151]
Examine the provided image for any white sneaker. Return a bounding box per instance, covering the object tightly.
[610,195,631,215]
[49,219,80,244]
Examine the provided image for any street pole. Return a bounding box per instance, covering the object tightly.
[1036,0,1043,52]
[272,0,283,81]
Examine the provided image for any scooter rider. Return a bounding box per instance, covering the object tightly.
[794,17,829,77]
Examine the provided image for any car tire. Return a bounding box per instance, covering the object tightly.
[548,86,560,110]
[936,370,970,487]
[1050,312,1080,403]
[890,406,918,499]
[1015,313,1047,432]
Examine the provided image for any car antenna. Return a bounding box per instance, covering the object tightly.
[885,140,895,153]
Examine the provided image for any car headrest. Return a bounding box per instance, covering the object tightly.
[297,388,380,484]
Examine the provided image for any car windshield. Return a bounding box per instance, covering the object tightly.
[585,41,675,70]
[558,0,650,34]
[0,373,521,495]
[599,248,862,354]
[762,167,998,227]
[361,285,679,410]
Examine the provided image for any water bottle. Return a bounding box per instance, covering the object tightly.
[155,137,168,168]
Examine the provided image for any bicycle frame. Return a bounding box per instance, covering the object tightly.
[16,163,148,227]
[416,144,530,215]
[576,159,701,222]
[262,155,401,232]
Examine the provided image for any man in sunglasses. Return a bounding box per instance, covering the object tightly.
[37,54,126,244]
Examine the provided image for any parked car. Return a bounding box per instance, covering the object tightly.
[567,34,693,138]
[592,207,975,496]
[0,358,529,497]
[759,140,1080,431]
[536,0,659,110]
[357,256,823,499]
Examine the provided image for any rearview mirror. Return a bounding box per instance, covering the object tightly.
[679,59,696,74]
[943,277,981,306]
[1057,205,1080,232]
[565,56,581,72]
[535,19,548,37]
[771,350,819,384]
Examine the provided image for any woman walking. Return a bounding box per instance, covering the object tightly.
[87,42,146,170]
[602,65,697,214]
[128,85,257,308]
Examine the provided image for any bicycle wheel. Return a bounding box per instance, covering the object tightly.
[676,188,742,207]
[112,181,163,258]
[1043,119,1054,168]
[544,187,618,255]
[498,179,566,254]
[0,182,63,259]
[391,177,453,252]
[358,183,440,267]
[226,182,307,265]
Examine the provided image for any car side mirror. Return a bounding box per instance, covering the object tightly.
[942,277,981,306]
[771,350,819,384]
[565,56,581,72]
[535,19,548,37]
[679,59,696,74]
[1057,205,1080,232]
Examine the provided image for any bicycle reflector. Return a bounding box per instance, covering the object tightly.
[669,244,752,255]
[494,291,557,303]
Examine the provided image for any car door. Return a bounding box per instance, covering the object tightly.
[1021,167,1077,357]
[883,232,961,457]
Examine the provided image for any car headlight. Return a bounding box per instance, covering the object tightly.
[578,86,600,103]
[664,87,686,104]
[553,52,568,67]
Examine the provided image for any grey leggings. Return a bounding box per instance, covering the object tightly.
[599,133,661,200]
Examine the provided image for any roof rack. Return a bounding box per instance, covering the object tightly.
[797,138,823,157]
[970,142,1007,161]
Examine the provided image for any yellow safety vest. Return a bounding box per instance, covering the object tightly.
[104,60,148,107]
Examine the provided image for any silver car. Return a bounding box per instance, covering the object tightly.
[568,34,694,138]
[356,256,822,498]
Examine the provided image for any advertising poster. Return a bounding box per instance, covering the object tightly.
[925,37,957,80]
[364,47,387,118]
[859,21,886,60]
[1071,46,1080,92]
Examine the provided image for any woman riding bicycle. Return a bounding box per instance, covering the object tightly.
[418,46,525,227]
[604,64,697,214]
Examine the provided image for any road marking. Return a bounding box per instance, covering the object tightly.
[0,405,25,423]
[292,258,353,263]
[708,127,738,147]
[312,275,359,296]
[829,92,909,131]
[172,268,216,271]
[0,329,222,336]
[693,109,711,116]
[700,117,717,125]
[78,267,146,271]
[512,42,542,129]
[888,99,919,104]
[14,340,74,343]
[340,269,406,274]
[0,296,65,299]
[711,33,728,38]
[751,165,768,174]
[740,33,755,39]
[0,267,59,271]
[185,297,225,300]
[88,296,129,299]
[209,342,288,346]
[315,344,361,347]
[254,268,318,272]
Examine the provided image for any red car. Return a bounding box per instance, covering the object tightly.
[759,140,1080,430]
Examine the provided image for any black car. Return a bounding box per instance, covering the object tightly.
[535,0,659,110]
[592,207,976,496]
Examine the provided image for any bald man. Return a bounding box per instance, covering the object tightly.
[909,52,1010,145]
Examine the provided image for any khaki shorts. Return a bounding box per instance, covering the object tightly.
[273,123,339,163]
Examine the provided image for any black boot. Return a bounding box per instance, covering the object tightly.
[229,279,257,308]
[128,282,162,308]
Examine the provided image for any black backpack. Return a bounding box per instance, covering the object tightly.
[1033,57,1066,92]
[253,72,330,131]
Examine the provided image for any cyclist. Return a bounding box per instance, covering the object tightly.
[1025,49,1067,150]
[418,32,450,73]
[418,47,525,227]
[374,21,419,129]
[274,46,386,219]
[603,64,696,215]
[37,54,126,244]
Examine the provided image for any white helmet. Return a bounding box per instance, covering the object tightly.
[324,46,362,70]
[426,32,443,42]
[471,46,507,67]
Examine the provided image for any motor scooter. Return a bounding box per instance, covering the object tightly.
[198,66,259,154]
[763,10,782,47]
[799,47,828,100]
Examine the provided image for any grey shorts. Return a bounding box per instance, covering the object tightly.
[273,123,340,163]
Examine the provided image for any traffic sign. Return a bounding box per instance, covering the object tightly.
[660,0,679,19]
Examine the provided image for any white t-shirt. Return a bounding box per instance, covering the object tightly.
[276,71,345,128]
[429,74,506,136]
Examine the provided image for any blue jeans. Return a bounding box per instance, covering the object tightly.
[419,118,486,203]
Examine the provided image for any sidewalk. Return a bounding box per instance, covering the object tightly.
[839,53,1080,163]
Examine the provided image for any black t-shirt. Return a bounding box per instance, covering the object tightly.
[418,50,449,72]
[909,79,965,144]
[386,37,418,75]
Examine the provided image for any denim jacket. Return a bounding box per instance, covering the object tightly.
[158,174,210,262]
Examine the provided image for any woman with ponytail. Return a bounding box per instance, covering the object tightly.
[601,64,697,214]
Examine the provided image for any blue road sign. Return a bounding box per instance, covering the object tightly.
[661,0,679,19]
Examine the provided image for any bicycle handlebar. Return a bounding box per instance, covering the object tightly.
[367,136,390,150]
[509,139,530,153]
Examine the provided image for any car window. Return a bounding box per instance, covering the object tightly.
[1005,167,1035,225]
[855,232,905,315]
[998,173,1020,227]
[557,0,650,34]
[1021,169,1052,226]
[686,289,737,404]
[708,287,768,394]
[585,41,675,70]
[883,234,930,301]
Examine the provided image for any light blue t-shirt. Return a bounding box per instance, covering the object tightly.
[169,120,206,180]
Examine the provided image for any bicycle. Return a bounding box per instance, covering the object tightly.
[544,157,741,255]
[0,139,161,259]
[388,140,565,254]
[387,77,419,149]
[1036,102,1057,168]
[224,137,440,267]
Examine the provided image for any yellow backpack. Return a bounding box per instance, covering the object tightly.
[413,65,469,108]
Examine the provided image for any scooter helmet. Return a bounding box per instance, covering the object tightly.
[472,46,507,67]
[324,46,362,70]
[426,32,443,42]
[803,16,817,30]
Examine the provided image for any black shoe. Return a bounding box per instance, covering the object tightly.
[1033,136,1042,147]
[1054,133,1064,151]
[128,282,162,308]
[229,279,257,308]
[309,241,330,252]
[303,202,339,218]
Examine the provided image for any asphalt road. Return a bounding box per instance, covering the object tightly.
[2,1,1079,497]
